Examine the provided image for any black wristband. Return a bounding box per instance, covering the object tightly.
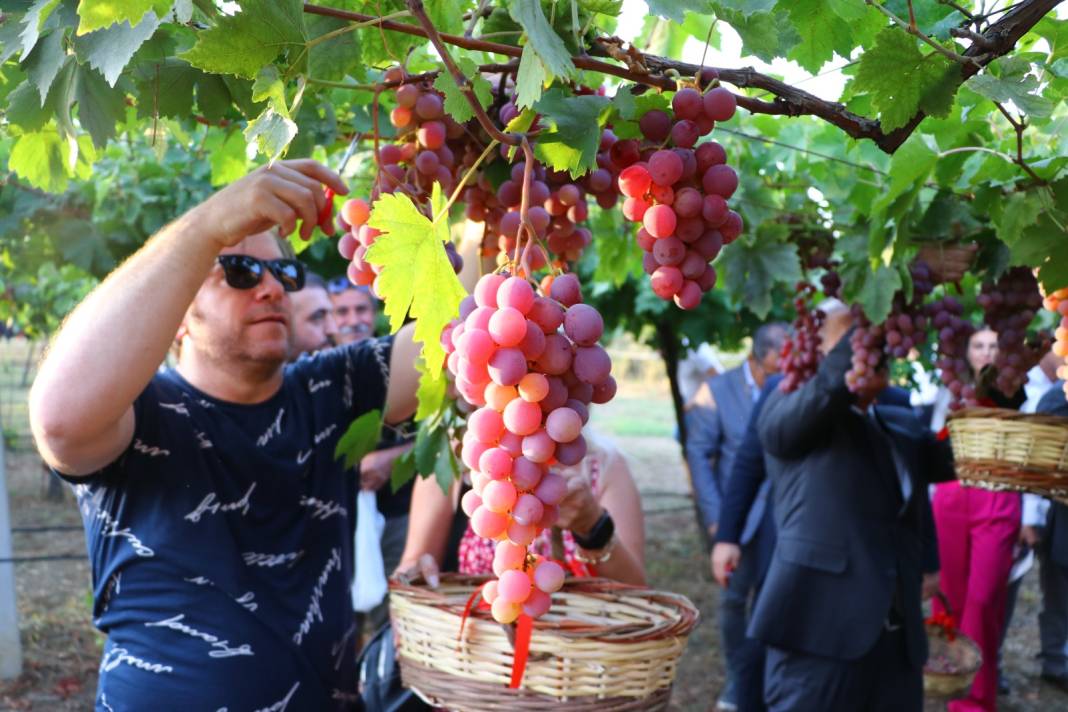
[572,510,614,550]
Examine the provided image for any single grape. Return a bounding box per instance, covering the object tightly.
[533,560,565,593]
[644,204,678,239]
[545,406,583,443]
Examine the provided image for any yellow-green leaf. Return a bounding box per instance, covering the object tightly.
[365,187,466,381]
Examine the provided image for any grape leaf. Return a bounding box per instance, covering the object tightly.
[873,139,937,213]
[76,0,171,35]
[365,186,467,378]
[5,81,52,132]
[251,65,288,112]
[853,264,902,324]
[433,57,493,122]
[515,43,546,109]
[9,129,69,192]
[0,12,26,64]
[967,60,1054,118]
[390,448,416,493]
[785,0,854,74]
[306,13,363,83]
[714,0,775,16]
[334,408,383,469]
[993,191,1046,246]
[713,6,797,63]
[133,58,199,119]
[23,28,65,103]
[195,74,233,122]
[532,88,608,178]
[854,28,959,132]
[75,66,127,149]
[180,0,307,79]
[206,130,248,186]
[646,0,714,23]
[579,0,624,16]
[415,353,447,421]
[15,0,60,59]
[717,237,801,318]
[244,106,297,162]
[71,11,161,87]
[507,0,574,80]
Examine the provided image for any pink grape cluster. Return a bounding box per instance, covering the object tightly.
[979,267,1047,396]
[441,272,616,623]
[928,295,977,407]
[779,283,824,393]
[612,85,742,309]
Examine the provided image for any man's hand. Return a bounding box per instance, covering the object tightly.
[195,159,349,247]
[1021,525,1042,548]
[712,542,741,588]
[922,572,940,601]
[917,243,977,285]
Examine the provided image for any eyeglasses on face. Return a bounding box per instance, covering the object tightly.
[216,255,306,292]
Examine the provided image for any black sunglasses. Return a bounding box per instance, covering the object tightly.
[217,255,306,292]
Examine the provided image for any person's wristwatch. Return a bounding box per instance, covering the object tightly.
[572,509,615,550]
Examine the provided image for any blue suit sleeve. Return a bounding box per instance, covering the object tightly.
[920,485,939,573]
[717,380,775,545]
[685,401,723,534]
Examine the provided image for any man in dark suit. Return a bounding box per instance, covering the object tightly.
[714,306,920,712]
[685,323,787,711]
[752,313,954,711]
[1034,384,1068,691]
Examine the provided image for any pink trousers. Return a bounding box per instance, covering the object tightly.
[932,482,1020,712]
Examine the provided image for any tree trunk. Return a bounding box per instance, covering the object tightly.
[654,321,687,452]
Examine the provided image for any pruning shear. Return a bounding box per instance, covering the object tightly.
[318,132,362,234]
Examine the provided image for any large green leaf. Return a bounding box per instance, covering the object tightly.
[433,57,493,122]
[180,0,307,79]
[515,43,547,109]
[967,58,1054,118]
[508,0,574,80]
[712,6,797,64]
[306,13,363,83]
[873,139,937,213]
[75,66,127,148]
[718,236,802,318]
[134,58,199,119]
[853,264,903,324]
[365,186,467,377]
[72,10,161,87]
[533,88,609,177]
[9,129,69,192]
[646,0,714,23]
[854,28,960,132]
[334,408,383,469]
[76,0,170,35]
[22,28,65,103]
[784,0,854,74]
[244,106,298,162]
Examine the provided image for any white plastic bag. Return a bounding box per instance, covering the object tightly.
[352,489,387,612]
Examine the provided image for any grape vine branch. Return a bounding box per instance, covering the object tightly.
[302,0,1063,155]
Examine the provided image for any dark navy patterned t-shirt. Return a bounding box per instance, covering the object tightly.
[60,338,391,712]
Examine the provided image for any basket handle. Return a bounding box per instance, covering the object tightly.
[934,589,954,618]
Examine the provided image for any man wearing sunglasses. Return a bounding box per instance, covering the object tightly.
[29,159,420,711]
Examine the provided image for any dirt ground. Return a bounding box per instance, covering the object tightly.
[0,387,1065,711]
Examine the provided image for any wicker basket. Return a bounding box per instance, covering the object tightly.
[389,574,699,711]
[923,593,981,698]
[946,407,1068,503]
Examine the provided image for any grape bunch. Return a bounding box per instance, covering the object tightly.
[441,272,616,623]
[883,261,934,359]
[779,282,824,393]
[978,267,1047,396]
[928,296,976,407]
[613,84,743,309]
[845,308,887,395]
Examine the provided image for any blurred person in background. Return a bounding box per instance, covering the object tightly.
[289,271,338,357]
[679,340,726,410]
[685,322,788,711]
[329,279,377,345]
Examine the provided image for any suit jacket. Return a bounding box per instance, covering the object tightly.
[750,332,955,666]
[1037,383,1068,569]
[685,365,755,539]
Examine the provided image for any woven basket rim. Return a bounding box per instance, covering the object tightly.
[390,574,700,642]
[947,406,1068,427]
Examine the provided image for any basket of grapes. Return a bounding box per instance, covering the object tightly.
[947,408,1068,503]
[923,594,981,698]
[389,574,699,711]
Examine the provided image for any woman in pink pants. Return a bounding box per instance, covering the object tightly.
[932,328,1020,712]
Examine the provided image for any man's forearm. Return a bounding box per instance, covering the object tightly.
[31,207,222,453]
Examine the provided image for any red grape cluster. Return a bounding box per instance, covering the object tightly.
[845,308,887,395]
[979,267,1046,397]
[613,84,742,309]
[779,282,824,393]
[441,272,616,623]
[928,295,976,407]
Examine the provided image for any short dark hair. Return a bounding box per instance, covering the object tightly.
[753,322,789,360]
[304,271,326,291]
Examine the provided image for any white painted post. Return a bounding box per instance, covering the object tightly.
[0,444,23,678]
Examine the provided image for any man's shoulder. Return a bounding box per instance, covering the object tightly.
[1037,381,1068,416]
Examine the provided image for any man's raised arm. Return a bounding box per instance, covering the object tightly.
[30,160,347,475]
